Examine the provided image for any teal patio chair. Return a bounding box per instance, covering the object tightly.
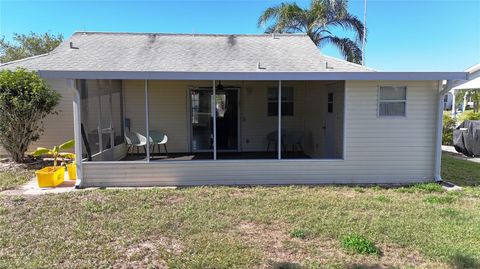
[149,130,168,155]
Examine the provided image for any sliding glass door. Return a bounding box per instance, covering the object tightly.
[190,88,239,152]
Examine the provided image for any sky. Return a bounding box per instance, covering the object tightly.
[0,0,479,71]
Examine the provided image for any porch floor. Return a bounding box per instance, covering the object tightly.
[121,151,311,161]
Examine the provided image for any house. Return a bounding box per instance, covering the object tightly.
[448,63,480,115]
[0,32,467,187]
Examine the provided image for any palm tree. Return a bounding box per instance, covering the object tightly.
[258,0,365,64]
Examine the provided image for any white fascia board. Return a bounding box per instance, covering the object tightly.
[37,70,469,81]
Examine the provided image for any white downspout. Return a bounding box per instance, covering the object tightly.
[434,80,453,182]
[71,79,83,188]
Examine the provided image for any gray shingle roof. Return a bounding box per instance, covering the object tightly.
[0,32,375,72]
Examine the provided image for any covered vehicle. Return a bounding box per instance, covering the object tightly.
[453,120,480,157]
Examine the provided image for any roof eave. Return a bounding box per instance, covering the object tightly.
[37,70,469,81]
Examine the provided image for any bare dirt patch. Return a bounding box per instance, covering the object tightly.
[115,236,183,269]
[235,221,448,268]
[236,221,312,266]
[163,195,185,205]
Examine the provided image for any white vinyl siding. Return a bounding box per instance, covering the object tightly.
[81,80,439,187]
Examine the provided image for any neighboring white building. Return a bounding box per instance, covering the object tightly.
[449,63,480,115]
[0,32,467,187]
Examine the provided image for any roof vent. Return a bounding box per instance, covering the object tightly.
[325,61,334,70]
[69,42,79,49]
[257,62,266,70]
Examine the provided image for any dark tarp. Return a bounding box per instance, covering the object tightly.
[453,120,480,157]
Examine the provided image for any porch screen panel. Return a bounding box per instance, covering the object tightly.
[147,81,213,161]
[78,80,101,159]
[225,81,278,160]
[288,81,345,159]
[122,80,147,161]
[215,81,242,160]
[78,79,128,162]
[281,82,303,159]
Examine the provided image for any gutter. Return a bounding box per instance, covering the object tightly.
[434,79,453,182]
[37,70,468,81]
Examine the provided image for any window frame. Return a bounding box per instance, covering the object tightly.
[377,85,408,118]
[267,87,294,117]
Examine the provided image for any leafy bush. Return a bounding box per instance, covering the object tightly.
[442,113,456,145]
[0,69,60,162]
[458,110,480,122]
[341,233,381,255]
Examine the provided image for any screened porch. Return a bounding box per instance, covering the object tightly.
[77,79,345,163]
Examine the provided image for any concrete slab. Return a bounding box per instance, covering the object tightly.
[442,145,480,164]
[1,177,78,196]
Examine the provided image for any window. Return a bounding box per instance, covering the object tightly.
[378,86,407,117]
[327,92,334,113]
[268,87,294,116]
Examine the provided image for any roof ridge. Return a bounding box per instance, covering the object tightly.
[72,31,308,37]
[0,53,50,67]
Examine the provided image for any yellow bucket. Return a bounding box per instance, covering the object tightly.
[35,166,65,188]
[67,163,76,180]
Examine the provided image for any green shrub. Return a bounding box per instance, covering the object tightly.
[0,68,60,162]
[442,113,456,145]
[458,110,480,122]
[340,233,381,255]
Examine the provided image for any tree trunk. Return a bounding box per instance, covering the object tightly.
[11,151,23,163]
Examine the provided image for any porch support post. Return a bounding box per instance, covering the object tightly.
[144,80,150,162]
[71,79,83,188]
[96,82,103,155]
[434,80,452,182]
[451,89,456,118]
[213,80,217,160]
[278,80,282,160]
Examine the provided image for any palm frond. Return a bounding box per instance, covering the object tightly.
[328,13,366,43]
[257,3,306,33]
[321,36,363,64]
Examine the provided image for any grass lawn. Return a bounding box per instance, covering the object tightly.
[0,154,479,268]
[0,167,34,191]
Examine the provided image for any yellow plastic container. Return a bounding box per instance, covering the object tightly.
[35,166,65,188]
[67,163,76,180]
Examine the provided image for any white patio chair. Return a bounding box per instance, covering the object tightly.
[266,129,287,152]
[125,131,148,156]
[284,130,304,152]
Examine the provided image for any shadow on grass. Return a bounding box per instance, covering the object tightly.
[346,265,396,269]
[441,153,480,187]
[269,262,399,269]
[449,252,480,269]
[268,262,303,269]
